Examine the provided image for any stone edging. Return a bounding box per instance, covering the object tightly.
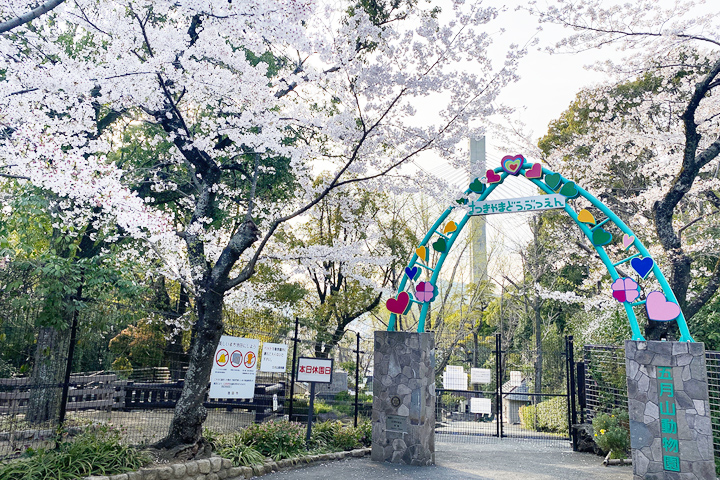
[85,448,371,480]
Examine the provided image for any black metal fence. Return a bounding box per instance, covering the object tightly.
[583,344,720,461]
[0,311,373,459]
[433,332,575,446]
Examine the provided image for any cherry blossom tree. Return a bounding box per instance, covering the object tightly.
[1,0,522,450]
[531,0,720,339]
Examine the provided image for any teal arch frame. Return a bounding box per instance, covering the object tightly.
[387,161,694,343]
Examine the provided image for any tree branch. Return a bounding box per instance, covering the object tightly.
[0,0,66,34]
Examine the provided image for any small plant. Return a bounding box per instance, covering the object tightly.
[592,410,630,459]
[0,424,150,480]
[309,421,340,449]
[215,433,265,467]
[239,420,306,460]
[356,420,372,447]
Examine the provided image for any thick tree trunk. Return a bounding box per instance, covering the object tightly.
[26,324,70,424]
[156,289,224,448]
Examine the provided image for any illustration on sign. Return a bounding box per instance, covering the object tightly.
[209,336,259,399]
[469,194,565,216]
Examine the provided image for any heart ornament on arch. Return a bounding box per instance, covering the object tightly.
[645,291,681,322]
[524,163,543,179]
[415,282,436,302]
[386,291,412,315]
[486,169,502,184]
[405,266,420,281]
[501,155,525,176]
[416,246,429,263]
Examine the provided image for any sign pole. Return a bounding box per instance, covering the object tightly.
[354,332,360,427]
[306,381,316,444]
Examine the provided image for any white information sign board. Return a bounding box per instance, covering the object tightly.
[509,370,523,387]
[297,357,333,383]
[471,368,492,384]
[443,365,468,390]
[470,397,492,415]
[209,335,259,399]
[469,194,566,216]
[260,342,288,372]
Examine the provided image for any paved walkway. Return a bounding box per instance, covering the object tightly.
[259,440,633,480]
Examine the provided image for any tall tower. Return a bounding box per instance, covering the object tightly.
[470,137,487,284]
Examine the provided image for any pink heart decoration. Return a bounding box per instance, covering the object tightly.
[386,292,411,314]
[645,291,681,322]
[415,281,436,302]
[622,234,635,250]
[486,169,501,184]
[611,277,639,303]
[501,155,525,175]
[524,163,542,179]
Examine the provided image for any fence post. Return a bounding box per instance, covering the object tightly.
[288,317,299,421]
[495,333,502,439]
[576,361,586,424]
[567,335,578,450]
[354,331,360,428]
[58,286,82,428]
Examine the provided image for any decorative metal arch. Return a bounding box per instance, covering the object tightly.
[386,156,694,343]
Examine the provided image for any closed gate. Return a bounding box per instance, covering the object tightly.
[435,334,579,446]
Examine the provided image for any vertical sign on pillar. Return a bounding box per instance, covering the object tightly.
[656,366,680,472]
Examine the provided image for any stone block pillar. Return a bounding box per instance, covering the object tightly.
[625,340,715,480]
[371,331,435,466]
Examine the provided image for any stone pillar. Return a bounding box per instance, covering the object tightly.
[625,340,715,480]
[371,331,435,466]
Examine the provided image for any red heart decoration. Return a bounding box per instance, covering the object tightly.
[524,163,542,179]
[386,292,411,314]
[486,169,501,184]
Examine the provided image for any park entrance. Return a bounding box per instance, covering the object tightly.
[435,334,576,447]
[373,154,716,478]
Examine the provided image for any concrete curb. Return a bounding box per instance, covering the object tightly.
[84,448,372,480]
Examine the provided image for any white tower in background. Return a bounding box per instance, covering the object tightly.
[470,137,487,284]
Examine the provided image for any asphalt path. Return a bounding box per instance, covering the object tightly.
[258,439,633,480]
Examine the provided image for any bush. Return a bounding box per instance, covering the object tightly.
[592,410,630,459]
[519,396,568,434]
[214,433,265,467]
[239,420,306,460]
[356,420,372,447]
[0,425,150,480]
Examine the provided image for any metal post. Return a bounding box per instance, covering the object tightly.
[354,332,360,428]
[568,336,578,450]
[288,317,299,421]
[58,284,82,427]
[576,362,586,424]
[306,382,316,444]
[495,333,503,439]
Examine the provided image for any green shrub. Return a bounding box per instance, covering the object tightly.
[0,425,150,480]
[592,410,630,459]
[215,433,265,467]
[309,421,340,449]
[519,396,568,434]
[239,420,306,460]
[356,420,372,447]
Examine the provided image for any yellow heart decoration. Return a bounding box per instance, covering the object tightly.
[443,221,458,235]
[416,246,428,262]
[577,209,596,225]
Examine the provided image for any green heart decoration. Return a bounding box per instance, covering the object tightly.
[592,228,613,247]
[559,181,579,199]
[432,237,447,253]
[469,178,485,194]
[545,173,562,191]
[456,197,468,205]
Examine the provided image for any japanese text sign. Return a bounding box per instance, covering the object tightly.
[656,366,680,472]
[297,357,333,383]
[469,194,565,216]
[260,342,288,372]
[209,335,259,399]
[471,368,492,384]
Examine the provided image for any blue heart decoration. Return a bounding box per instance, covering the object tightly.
[405,266,420,280]
[631,257,654,279]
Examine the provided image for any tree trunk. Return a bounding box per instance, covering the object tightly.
[156,289,224,448]
[26,323,70,424]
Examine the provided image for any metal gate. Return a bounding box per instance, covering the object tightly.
[435,334,579,446]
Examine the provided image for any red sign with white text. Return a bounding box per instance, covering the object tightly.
[297,357,333,383]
